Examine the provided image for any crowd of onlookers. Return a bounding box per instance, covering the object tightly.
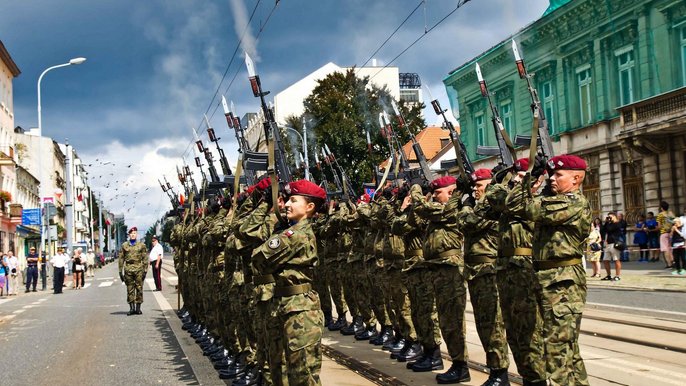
[586,200,686,280]
[0,246,110,296]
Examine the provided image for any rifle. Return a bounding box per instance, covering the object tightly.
[314,151,335,199]
[324,144,355,201]
[176,165,190,198]
[430,99,475,180]
[320,147,345,199]
[222,95,256,185]
[511,40,554,166]
[183,164,199,198]
[204,114,232,177]
[475,62,516,168]
[245,53,292,184]
[159,178,179,208]
[390,100,435,183]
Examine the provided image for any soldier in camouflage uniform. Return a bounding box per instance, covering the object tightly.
[118,227,148,316]
[457,169,510,385]
[252,180,326,386]
[320,203,349,330]
[507,154,592,386]
[487,158,546,386]
[410,176,469,384]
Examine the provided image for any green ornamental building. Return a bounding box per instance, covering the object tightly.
[444,0,686,222]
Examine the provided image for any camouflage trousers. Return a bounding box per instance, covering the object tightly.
[324,260,348,318]
[239,281,257,363]
[536,264,588,386]
[228,270,247,354]
[312,263,332,319]
[423,264,468,361]
[345,260,376,327]
[364,258,391,327]
[405,268,440,347]
[376,263,397,332]
[496,258,545,382]
[266,291,323,386]
[124,268,145,304]
[218,273,242,355]
[466,265,509,369]
[386,268,416,341]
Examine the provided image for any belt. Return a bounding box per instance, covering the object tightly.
[274,283,312,297]
[501,247,533,257]
[534,258,583,271]
[465,255,496,264]
[437,249,461,258]
[252,274,275,285]
[405,249,423,257]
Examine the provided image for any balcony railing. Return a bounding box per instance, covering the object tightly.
[619,86,686,132]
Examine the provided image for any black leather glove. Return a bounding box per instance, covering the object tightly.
[532,155,547,178]
[462,194,476,208]
[456,175,472,192]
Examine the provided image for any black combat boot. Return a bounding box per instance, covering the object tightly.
[382,330,401,351]
[219,357,247,379]
[389,338,406,359]
[436,360,470,384]
[355,324,377,340]
[522,380,547,386]
[192,327,208,340]
[396,341,423,362]
[340,315,363,336]
[233,364,262,386]
[411,346,444,372]
[211,349,230,363]
[135,303,142,315]
[481,368,509,386]
[323,310,333,329]
[328,315,347,331]
[371,326,393,345]
[126,303,135,316]
[214,353,236,370]
[204,342,224,356]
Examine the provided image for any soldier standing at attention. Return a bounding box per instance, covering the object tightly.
[507,155,592,386]
[118,227,149,316]
[252,180,326,386]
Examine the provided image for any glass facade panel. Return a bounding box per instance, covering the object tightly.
[476,114,485,146]
[542,81,555,133]
[617,49,634,105]
[577,68,592,125]
[500,101,512,138]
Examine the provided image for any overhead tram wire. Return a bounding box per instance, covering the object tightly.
[368,0,474,82]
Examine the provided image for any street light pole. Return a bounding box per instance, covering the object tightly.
[36,57,86,271]
[284,126,309,180]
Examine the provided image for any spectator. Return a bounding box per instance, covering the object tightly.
[7,250,18,295]
[85,249,96,277]
[617,213,629,262]
[0,255,7,296]
[25,246,39,292]
[601,212,623,281]
[50,247,69,294]
[149,235,163,291]
[670,218,686,275]
[645,211,659,262]
[657,201,675,268]
[587,223,602,277]
[72,248,84,290]
[634,215,649,262]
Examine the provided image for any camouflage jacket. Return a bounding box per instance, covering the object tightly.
[118,240,148,272]
[410,184,464,266]
[456,199,498,279]
[507,183,591,262]
[486,182,535,269]
[390,205,427,271]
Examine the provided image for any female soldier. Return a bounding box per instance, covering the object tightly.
[252,180,326,386]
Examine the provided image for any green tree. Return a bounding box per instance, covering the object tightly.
[300,69,426,191]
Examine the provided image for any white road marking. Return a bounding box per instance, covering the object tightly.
[83,283,91,289]
[97,277,114,280]
[584,352,684,385]
[587,302,686,317]
[22,305,35,309]
[31,302,41,305]
[38,298,48,302]
[12,309,25,314]
[0,298,14,305]
[147,279,172,311]
[98,281,114,287]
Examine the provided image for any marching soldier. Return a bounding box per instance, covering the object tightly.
[118,226,148,316]
[507,155,592,386]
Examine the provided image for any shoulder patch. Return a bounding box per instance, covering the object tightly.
[268,237,281,249]
[284,230,294,238]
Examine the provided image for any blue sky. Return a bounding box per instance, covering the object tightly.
[1,0,549,230]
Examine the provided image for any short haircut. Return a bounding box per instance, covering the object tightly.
[661,201,669,210]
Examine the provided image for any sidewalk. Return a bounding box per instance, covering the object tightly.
[586,260,686,292]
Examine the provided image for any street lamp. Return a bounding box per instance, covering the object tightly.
[283,126,309,180]
[36,57,86,289]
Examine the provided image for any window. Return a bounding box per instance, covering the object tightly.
[500,100,512,139]
[475,113,485,146]
[681,26,686,86]
[0,231,5,251]
[8,233,14,254]
[399,89,420,103]
[616,48,635,105]
[577,66,593,125]
[541,81,556,133]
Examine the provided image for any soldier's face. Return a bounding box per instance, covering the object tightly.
[432,185,455,204]
[550,170,583,194]
[473,179,490,200]
[285,195,315,222]
[129,231,137,240]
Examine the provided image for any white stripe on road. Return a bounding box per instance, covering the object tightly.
[587,302,686,317]
[83,283,91,289]
[0,298,13,305]
[22,305,35,309]
[584,352,684,385]
[12,309,24,314]
[97,277,114,280]
[146,279,172,311]
[38,298,48,302]
[98,281,114,287]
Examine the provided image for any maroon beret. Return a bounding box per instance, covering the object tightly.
[515,158,529,172]
[547,155,587,171]
[128,226,137,234]
[285,180,326,200]
[430,175,457,190]
[471,168,493,182]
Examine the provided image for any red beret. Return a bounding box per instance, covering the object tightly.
[515,158,529,172]
[430,175,457,190]
[360,193,371,203]
[547,155,587,171]
[471,168,493,182]
[128,227,137,234]
[285,180,326,200]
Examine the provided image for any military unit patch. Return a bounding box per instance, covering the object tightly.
[284,230,294,238]
[268,238,281,249]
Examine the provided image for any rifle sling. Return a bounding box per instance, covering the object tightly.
[229,155,243,223]
[267,138,286,224]
[527,109,540,173]
[375,156,393,197]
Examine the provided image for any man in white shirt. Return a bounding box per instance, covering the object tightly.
[50,247,70,294]
[7,250,18,295]
[149,235,163,291]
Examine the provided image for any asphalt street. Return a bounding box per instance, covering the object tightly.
[588,287,686,320]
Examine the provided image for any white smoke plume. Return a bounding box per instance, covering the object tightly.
[229,0,260,61]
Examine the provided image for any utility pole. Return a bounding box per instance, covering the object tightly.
[64,141,74,256]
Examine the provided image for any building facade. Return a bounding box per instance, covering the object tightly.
[443,0,686,222]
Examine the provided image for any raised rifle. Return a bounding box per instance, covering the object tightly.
[324,144,355,201]
[204,114,232,177]
[183,164,199,198]
[159,178,179,208]
[511,40,554,165]
[430,99,475,180]
[320,147,344,199]
[222,96,256,185]
[475,62,516,168]
[390,100,435,183]
[314,150,335,199]
[176,165,190,198]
